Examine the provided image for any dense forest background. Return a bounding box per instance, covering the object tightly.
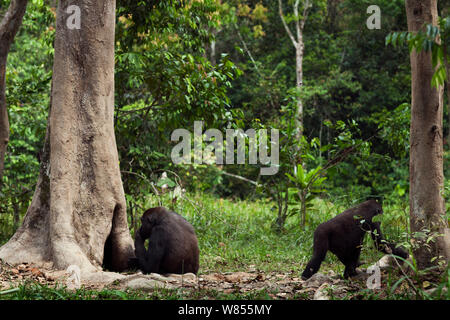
[0,1,449,297]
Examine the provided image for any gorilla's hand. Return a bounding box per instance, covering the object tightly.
[127,257,139,269]
[391,245,409,260]
[136,227,144,239]
[134,228,142,241]
[134,229,146,258]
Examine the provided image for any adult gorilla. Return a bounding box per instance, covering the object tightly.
[129,207,199,274]
[301,200,408,279]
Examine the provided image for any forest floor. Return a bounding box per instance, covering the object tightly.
[0,259,424,300]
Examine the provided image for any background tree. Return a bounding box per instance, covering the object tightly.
[277,0,322,150]
[405,0,450,269]
[0,0,28,184]
[0,0,134,274]
[0,1,53,242]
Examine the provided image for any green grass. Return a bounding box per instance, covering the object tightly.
[0,281,278,300]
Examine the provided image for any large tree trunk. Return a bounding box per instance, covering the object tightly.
[406,0,450,270]
[0,0,28,185]
[0,0,134,274]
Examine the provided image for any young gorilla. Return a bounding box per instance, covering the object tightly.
[301,200,408,280]
[129,207,199,274]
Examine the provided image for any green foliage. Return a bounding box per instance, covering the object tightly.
[286,163,327,227]
[220,0,414,201]
[386,16,450,87]
[113,1,242,219]
[286,164,327,192]
[376,103,411,157]
[116,0,220,51]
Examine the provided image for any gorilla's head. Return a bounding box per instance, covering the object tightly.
[139,207,167,238]
[366,199,383,217]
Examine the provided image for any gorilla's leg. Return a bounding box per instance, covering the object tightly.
[369,221,386,251]
[302,232,328,280]
[343,263,358,278]
[342,249,361,279]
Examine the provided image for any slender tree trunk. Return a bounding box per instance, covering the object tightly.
[446,61,450,148]
[0,0,134,274]
[300,192,306,227]
[326,0,341,32]
[445,63,450,149]
[210,28,217,66]
[447,78,450,148]
[295,36,304,142]
[0,0,28,185]
[444,45,450,147]
[12,198,19,230]
[406,0,450,269]
[319,113,323,165]
[278,0,310,153]
[210,40,216,65]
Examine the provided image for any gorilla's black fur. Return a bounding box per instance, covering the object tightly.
[128,207,199,274]
[301,200,408,279]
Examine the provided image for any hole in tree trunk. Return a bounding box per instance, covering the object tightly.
[102,204,121,271]
[102,231,113,271]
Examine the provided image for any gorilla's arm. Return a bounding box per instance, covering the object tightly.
[134,231,148,269]
[136,227,166,274]
[369,221,387,252]
[369,222,408,259]
[301,226,329,280]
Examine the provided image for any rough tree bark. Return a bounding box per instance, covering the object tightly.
[445,55,450,147]
[444,57,450,148]
[442,25,450,147]
[445,9,450,148]
[0,0,28,185]
[406,0,450,269]
[278,0,311,147]
[0,0,134,274]
[447,73,450,148]
[209,29,217,66]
